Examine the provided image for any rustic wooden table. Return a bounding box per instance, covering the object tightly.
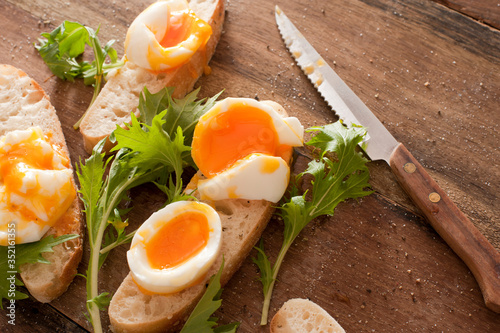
[0,0,499,332]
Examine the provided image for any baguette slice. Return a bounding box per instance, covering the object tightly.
[270,299,346,333]
[0,64,83,303]
[109,102,293,333]
[79,0,225,154]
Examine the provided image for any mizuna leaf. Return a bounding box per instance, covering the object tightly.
[180,259,239,333]
[78,89,221,332]
[138,87,222,146]
[137,86,176,127]
[111,111,190,177]
[0,234,79,307]
[255,121,373,324]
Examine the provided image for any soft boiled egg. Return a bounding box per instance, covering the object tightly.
[191,98,304,202]
[124,0,212,72]
[0,127,76,245]
[127,200,222,294]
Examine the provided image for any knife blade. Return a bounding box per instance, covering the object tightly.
[275,5,500,313]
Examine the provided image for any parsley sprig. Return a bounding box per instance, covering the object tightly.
[254,121,373,324]
[35,21,124,129]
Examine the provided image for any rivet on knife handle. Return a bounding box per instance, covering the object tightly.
[275,5,500,313]
[390,143,500,313]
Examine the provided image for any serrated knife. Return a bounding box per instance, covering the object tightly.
[275,5,500,312]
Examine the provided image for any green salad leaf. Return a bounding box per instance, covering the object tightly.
[77,87,219,333]
[36,21,122,83]
[36,21,89,81]
[0,234,79,307]
[181,259,239,333]
[35,20,124,129]
[138,87,222,147]
[254,121,373,324]
[77,126,188,332]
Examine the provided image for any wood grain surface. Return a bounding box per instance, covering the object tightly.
[431,0,500,29]
[0,0,499,332]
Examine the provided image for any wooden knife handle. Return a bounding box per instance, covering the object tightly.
[389,143,500,313]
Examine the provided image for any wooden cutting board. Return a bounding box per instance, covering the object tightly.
[0,0,499,332]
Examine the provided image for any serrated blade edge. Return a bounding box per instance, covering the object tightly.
[275,5,399,162]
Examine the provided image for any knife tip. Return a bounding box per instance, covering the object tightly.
[275,5,282,15]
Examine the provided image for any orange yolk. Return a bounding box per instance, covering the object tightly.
[193,105,291,178]
[1,131,68,175]
[146,211,210,270]
[0,130,74,225]
[160,10,194,48]
[146,9,212,72]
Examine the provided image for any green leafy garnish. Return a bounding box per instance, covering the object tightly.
[35,20,124,129]
[0,234,79,307]
[181,259,239,333]
[97,87,222,256]
[77,126,188,332]
[254,121,373,324]
[76,87,219,333]
[138,86,222,148]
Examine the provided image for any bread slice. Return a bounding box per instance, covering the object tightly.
[0,64,83,303]
[79,0,226,154]
[108,102,293,333]
[270,298,346,333]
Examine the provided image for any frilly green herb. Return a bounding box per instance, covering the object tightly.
[77,87,221,333]
[254,121,373,324]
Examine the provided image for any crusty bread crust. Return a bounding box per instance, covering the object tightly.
[0,64,83,303]
[109,102,292,332]
[79,0,226,154]
[109,196,275,333]
[270,299,346,333]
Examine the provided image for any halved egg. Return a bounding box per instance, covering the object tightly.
[124,0,212,72]
[0,127,76,245]
[191,98,304,202]
[197,153,291,202]
[127,200,222,294]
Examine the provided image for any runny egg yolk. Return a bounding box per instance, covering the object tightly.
[159,10,196,48]
[124,0,212,72]
[145,211,209,270]
[192,104,290,178]
[127,200,221,294]
[1,131,64,172]
[146,10,211,71]
[0,127,76,245]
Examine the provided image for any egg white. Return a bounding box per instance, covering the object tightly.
[0,127,75,246]
[124,0,207,71]
[193,98,304,202]
[198,153,290,203]
[197,98,305,147]
[127,200,222,294]
[0,188,52,245]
